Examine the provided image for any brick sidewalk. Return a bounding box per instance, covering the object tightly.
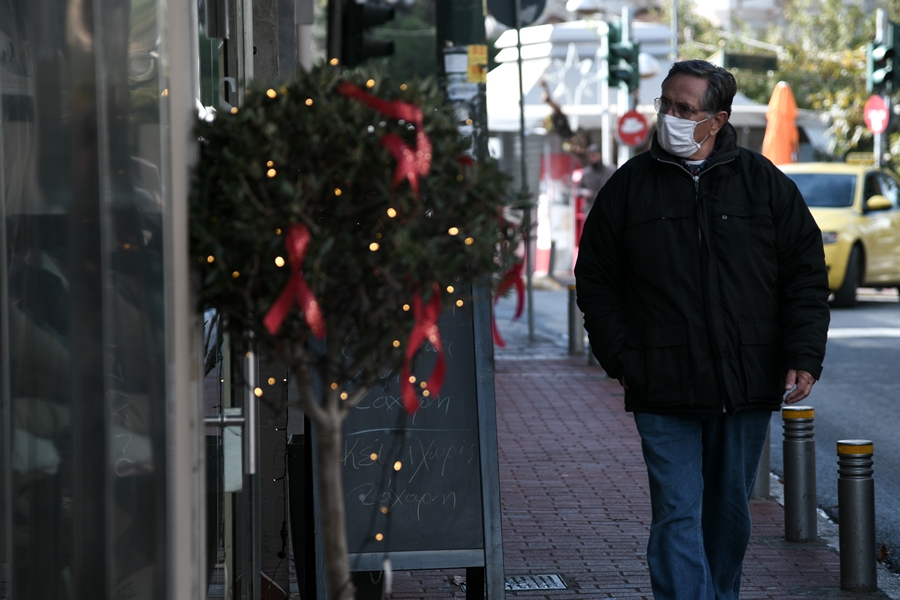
[385,349,895,599]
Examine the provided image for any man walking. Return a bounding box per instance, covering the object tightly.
[574,60,830,599]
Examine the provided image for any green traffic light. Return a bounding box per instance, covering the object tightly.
[866,22,900,94]
[601,20,641,92]
[608,40,641,92]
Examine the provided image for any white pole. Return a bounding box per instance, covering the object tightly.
[617,7,633,167]
[671,0,679,60]
[515,0,535,340]
[600,25,612,169]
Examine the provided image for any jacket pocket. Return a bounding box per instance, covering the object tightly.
[738,321,784,400]
[712,202,777,254]
[714,201,772,220]
[626,324,690,405]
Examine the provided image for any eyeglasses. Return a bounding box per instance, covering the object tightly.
[654,97,709,120]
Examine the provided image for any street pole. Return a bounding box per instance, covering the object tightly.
[326,0,341,65]
[434,3,507,596]
[670,0,678,61]
[617,7,633,167]
[875,9,886,167]
[599,24,612,172]
[876,94,890,167]
[435,0,534,341]
[297,0,314,72]
[875,126,882,167]
[435,0,489,157]
[511,0,535,341]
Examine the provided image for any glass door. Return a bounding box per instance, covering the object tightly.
[203,330,263,600]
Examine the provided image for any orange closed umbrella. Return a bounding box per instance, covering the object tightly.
[761,81,800,165]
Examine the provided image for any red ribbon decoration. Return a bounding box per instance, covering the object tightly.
[401,284,445,415]
[336,81,431,196]
[492,261,525,348]
[263,224,326,338]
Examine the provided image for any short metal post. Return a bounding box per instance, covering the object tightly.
[567,285,585,356]
[782,406,816,542]
[549,241,557,275]
[837,439,877,592]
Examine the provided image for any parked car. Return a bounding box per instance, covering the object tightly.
[780,161,900,307]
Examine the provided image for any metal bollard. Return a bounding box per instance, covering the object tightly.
[837,439,877,592]
[782,406,817,542]
[567,285,585,356]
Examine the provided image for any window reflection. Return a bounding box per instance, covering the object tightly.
[1,0,168,596]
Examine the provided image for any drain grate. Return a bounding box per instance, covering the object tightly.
[505,573,568,591]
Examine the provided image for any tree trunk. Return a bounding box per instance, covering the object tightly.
[316,417,356,600]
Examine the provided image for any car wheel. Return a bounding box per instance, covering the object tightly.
[832,246,862,308]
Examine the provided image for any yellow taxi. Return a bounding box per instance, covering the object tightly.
[780,161,900,307]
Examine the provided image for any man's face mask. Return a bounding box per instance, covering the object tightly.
[657,112,712,158]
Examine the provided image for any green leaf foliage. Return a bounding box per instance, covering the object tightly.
[665,0,878,160]
[190,63,524,387]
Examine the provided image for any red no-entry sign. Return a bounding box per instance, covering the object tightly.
[865,95,890,134]
[617,110,650,147]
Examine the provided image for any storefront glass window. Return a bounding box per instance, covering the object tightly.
[0,0,169,597]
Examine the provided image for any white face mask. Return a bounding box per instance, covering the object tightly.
[657,112,712,158]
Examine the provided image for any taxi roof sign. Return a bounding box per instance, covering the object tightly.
[845,152,876,165]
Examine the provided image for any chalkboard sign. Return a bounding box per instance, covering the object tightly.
[343,300,484,553]
[327,282,504,597]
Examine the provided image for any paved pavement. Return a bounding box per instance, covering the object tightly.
[382,280,900,599]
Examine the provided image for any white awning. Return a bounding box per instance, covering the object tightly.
[485,20,830,153]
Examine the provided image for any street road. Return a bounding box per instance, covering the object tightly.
[768,288,900,573]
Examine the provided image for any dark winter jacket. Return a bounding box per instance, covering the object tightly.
[574,123,830,415]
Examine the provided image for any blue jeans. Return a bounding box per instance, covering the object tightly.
[633,410,772,600]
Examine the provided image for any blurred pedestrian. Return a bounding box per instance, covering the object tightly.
[578,143,616,214]
[574,60,830,600]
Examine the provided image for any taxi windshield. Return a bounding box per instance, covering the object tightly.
[786,173,856,208]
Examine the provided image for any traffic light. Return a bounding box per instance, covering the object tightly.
[341,1,395,68]
[605,22,641,93]
[867,22,900,94]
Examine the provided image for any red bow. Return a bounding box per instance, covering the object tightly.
[263,224,326,338]
[401,284,445,415]
[492,261,525,348]
[337,81,431,196]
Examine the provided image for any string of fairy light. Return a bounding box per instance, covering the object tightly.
[202,81,472,370]
[203,73,491,550]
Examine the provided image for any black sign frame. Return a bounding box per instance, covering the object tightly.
[310,281,504,599]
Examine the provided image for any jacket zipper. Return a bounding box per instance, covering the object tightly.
[656,155,737,413]
[695,160,735,413]
[691,173,722,410]
[694,175,701,244]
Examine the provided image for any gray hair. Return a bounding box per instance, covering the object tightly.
[661,60,737,117]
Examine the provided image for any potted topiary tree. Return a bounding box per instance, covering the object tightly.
[190,63,524,599]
